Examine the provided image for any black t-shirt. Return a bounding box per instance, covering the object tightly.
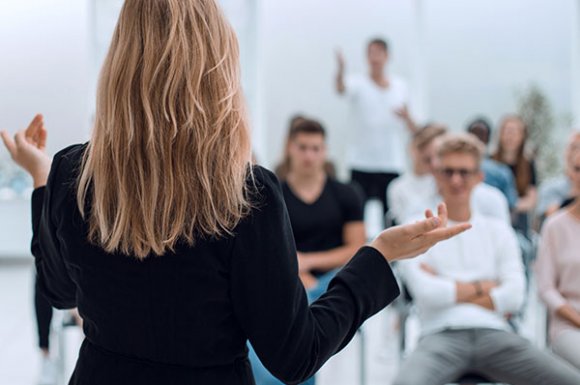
[282,178,364,274]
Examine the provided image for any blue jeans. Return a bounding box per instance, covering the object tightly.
[248,270,338,385]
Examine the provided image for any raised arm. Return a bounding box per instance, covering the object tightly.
[335,50,346,95]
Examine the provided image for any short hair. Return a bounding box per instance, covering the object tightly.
[289,119,326,139]
[412,123,448,150]
[435,133,485,166]
[367,38,388,52]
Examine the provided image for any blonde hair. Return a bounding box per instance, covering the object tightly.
[77,0,252,259]
[412,123,448,150]
[435,133,485,166]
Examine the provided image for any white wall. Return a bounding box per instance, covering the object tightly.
[0,0,92,257]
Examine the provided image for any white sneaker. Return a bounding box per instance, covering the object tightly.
[38,356,57,385]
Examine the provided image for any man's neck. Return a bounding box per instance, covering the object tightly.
[369,71,388,87]
[445,201,471,222]
[287,170,326,189]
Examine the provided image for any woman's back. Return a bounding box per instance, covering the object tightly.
[34,144,401,384]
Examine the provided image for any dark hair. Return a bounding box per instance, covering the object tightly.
[288,119,326,139]
[275,117,335,179]
[466,117,492,145]
[367,38,388,52]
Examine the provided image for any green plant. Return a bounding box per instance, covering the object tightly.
[516,84,559,181]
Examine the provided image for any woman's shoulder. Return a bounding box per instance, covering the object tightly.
[53,143,88,170]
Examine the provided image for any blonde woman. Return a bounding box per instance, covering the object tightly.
[0,1,469,384]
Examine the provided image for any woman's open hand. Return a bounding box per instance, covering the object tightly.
[371,203,471,263]
[1,114,51,188]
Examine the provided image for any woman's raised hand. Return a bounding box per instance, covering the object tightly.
[371,203,471,263]
[1,114,52,188]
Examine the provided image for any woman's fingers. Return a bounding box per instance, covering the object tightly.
[436,203,448,227]
[0,130,16,156]
[405,217,441,240]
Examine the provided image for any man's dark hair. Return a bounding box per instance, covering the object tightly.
[367,38,388,52]
[289,119,326,139]
[466,117,492,145]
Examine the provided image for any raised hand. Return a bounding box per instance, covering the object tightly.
[371,203,471,263]
[336,49,345,74]
[1,114,52,188]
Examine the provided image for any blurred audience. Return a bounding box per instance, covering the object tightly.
[466,117,518,208]
[535,148,580,370]
[388,124,510,225]
[387,124,446,224]
[336,37,416,217]
[394,133,580,385]
[492,115,537,233]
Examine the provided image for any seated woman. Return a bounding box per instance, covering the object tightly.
[492,115,537,235]
[535,148,580,370]
[251,118,366,385]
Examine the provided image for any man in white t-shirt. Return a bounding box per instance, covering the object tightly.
[388,125,510,225]
[392,133,580,385]
[336,38,416,217]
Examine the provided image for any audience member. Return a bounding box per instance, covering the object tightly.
[467,117,518,208]
[393,133,580,385]
[388,125,510,225]
[492,115,537,233]
[336,38,416,216]
[251,119,366,385]
[535,132,580,224]
[535,148,580,370]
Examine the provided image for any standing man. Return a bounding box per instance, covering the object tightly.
[336,38,417,217]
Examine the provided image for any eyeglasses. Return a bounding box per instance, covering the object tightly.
[437,168,479,179]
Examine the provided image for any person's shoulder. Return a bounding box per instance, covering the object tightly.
[475,183,505,201]
[248,165,284,206]
[48,143,88,187]
[473,213,513,236]
[328,178,364,202]
[54,143,88,161]
[541,209,572,233]
[389,75,408,90]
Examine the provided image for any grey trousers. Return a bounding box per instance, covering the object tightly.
[392,328,580,385]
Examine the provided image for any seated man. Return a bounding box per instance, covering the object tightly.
[393,133,580,385]
[388,125,510,225]
[535,132,580,225]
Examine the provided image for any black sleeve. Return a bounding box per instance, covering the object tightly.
[31,149,78,309]
[230,167,399,385]
[337,181,365,223]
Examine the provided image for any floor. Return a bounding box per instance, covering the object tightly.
[0,258,549,385]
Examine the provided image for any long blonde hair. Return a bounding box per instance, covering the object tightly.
[77,0,252,259]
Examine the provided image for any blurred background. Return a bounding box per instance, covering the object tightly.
[1,1,579,384]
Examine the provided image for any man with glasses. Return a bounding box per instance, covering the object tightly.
[388,125,510,225]
[392,133,580,385]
